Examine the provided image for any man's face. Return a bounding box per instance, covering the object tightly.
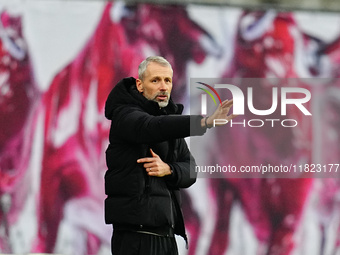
[136,62,173,108]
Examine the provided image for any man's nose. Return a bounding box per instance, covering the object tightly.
[159,80,167,90]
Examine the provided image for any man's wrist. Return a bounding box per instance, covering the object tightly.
[168,165,174,176]
[201,116,212,129]
[164,164,176,181]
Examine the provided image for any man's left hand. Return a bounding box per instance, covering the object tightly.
[137,149,172,177]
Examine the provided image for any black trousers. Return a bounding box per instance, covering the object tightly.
[111,230,179,255]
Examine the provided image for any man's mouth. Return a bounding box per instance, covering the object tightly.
[156,95,168,101]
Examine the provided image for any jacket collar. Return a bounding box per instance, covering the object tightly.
[105,77,183,120]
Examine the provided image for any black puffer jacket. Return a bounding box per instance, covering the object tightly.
[104,77,205,241]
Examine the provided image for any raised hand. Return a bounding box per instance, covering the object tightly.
[202,99,238,128]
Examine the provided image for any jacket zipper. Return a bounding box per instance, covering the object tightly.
[168,189,175,234]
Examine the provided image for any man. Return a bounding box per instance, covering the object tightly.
[104,56,235,255]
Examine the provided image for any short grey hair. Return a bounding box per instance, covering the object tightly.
[138,56,173,81]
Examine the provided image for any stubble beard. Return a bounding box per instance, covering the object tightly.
[145,92,170,108]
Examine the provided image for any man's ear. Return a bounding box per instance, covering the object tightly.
[136,79,143,93]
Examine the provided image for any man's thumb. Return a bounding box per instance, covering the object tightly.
[150,148,158,157]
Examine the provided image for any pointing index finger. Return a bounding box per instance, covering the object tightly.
[137,157,153,163]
